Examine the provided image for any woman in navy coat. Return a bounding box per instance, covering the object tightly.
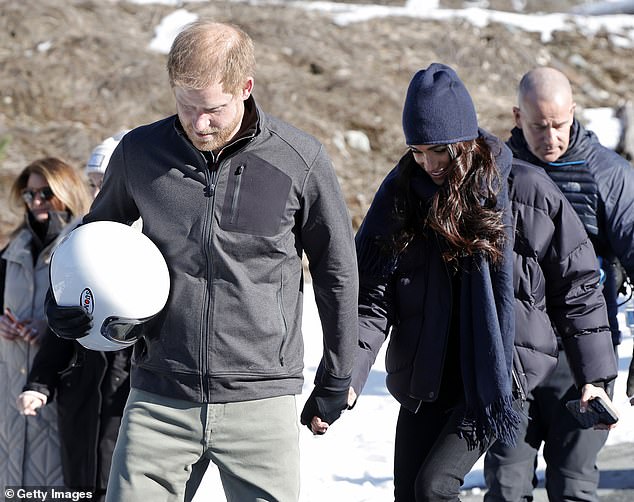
[347,63,519,501]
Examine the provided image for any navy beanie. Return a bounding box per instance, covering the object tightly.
[402,63,478,145]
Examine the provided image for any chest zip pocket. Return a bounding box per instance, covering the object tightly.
[230,164,245,224]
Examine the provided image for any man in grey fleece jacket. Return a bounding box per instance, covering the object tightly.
[46,20,358,502]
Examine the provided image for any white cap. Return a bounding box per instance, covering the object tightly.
[85,130,129,175]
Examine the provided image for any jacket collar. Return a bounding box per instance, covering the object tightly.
[3,213,77,265]
[508,118,590,167]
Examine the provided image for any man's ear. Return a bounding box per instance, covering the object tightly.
[241,78,254,100]
[512,106,522,129]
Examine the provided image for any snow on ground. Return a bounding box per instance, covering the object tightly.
[192,285,634,501]
[139,0,634,54]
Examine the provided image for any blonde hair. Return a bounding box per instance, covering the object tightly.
[167,20,255,94]
[10,157,92,219]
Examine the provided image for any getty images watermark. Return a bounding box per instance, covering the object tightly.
[4,487,93,501]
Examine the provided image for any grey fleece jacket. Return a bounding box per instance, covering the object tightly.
[83,98,358,403]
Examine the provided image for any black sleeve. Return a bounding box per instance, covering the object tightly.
[23,332,76,402]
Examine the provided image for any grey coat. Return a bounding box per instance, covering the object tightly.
[0,223,67,488]
[84,97,359,403]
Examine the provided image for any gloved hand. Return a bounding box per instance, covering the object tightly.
[45,289,93,340]
[300,385,349,434]
[627,346,634,406]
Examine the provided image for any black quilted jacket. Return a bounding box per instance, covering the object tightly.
[509,159,617,396]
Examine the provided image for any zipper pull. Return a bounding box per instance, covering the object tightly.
[204,184,215,197]
[235,165,244,175]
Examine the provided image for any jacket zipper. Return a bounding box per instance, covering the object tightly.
[438,236,453,398]
[201,151,220,399]
[276,288,288,366]
[230,164,245,224]
[416,234,452,412]
[197,135,255,399]
[207,158,220,196]
[511,367,526,401]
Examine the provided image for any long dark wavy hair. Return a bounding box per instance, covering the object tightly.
[392,136,506,265]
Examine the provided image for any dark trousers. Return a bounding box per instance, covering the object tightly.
[393,399,493,502]
[483,352,611,502]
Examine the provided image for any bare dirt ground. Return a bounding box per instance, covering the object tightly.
[1,0,633,243]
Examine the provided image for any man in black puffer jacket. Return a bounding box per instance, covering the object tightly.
[485,66,634,502]
[507,68,634,349]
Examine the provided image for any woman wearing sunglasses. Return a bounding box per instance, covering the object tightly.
[16,136,137,501]
[0,157,91,490]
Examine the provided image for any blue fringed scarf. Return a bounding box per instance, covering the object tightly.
[458,248,519,448]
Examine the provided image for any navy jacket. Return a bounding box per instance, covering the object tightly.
[351,132,516,419]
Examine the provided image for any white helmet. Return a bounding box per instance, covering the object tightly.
[50,221,170,351]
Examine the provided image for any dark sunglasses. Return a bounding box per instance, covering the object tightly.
[21,186,55,204]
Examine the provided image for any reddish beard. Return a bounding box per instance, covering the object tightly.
[184,112,242,152]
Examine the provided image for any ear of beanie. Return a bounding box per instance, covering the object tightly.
[402,63,478,145]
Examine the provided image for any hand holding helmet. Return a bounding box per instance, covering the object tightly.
[46,289,93,340]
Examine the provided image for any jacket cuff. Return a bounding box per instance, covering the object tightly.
[20,390,48,406]
[562,329,618,386]
[350,343,379,397]
[314,364,352,393]
[23,382,52,400]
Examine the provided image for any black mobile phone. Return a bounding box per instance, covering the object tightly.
[565,396,619,429]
